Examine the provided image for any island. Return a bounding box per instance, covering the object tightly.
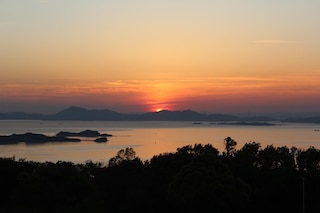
[0,130,112,145]
[0,132,81,145]
[217,122,277,126]
[56,130,112,138]
[94,137,108,143]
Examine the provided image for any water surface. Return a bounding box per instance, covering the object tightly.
[0,120,319,164]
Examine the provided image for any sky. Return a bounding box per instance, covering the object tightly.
[1,0,320,114]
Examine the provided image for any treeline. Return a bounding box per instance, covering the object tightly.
[1,138,320,213]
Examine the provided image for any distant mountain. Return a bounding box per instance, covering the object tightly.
[49,107,239,121]
[282,117,320,124]
[0,112,45,120]
[0,106,319,123]
[139,110,238,121]
[0,106,239,121]
[48,106,123,121]
[237,116,277,122]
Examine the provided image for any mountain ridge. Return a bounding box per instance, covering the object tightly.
[0,106,320,123]
[0,106,240,121]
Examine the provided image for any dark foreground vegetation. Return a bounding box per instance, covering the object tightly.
[1,138,320,213]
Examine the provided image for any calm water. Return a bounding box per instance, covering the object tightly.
[0,120,319,164]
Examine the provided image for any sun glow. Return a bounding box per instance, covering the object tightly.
[156,108,163,112]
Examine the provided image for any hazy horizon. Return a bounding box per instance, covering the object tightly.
[1,105,320,119]
[1,1,320,114]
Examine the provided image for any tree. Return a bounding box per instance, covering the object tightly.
[296,147,320,212]
[176,143,219,156]
[224,136,237,157]
[258,145,296,171]
[167,154,250,212]
[232,142,261,180]
[297,146,320,174]
[108,147,137,167]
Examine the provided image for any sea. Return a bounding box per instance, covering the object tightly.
[0,120,319,164]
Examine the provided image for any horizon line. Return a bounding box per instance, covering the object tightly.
[1,106,320,116]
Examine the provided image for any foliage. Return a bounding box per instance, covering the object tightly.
[108,147,138,167]
[168,154,250,212]
[297,146,320,173]
[176,143,219,156]
[1,142,320,212]
[223,136,237,156]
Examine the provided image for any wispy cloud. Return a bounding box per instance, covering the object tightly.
[2,76,320,102]
[253,40,294,44]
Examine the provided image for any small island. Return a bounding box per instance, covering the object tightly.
[0,132,81,145]
[56,130,112,138]
[192,122,203,125]
[217,122,277,126]
[0,130,112,145]
[94,137,108,143]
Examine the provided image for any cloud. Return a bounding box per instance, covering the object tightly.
[253,40,294,44]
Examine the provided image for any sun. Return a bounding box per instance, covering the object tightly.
[156,108,163,112]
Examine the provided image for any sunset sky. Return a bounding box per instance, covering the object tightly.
[1,0,320,114]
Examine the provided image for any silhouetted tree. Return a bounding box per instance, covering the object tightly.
[296,146,320,212]
[108,147,137,167]
[168,154,250,212]
[177,143,219,156]
[297,146,320,174]
[223,136,237,157]
[258,145,296,171]
[232,142,261,180]
[1,142,320,213]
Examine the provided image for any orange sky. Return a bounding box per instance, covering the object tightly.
[1,1,320,113]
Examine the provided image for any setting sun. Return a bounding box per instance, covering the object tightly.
[156,108,163,112]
